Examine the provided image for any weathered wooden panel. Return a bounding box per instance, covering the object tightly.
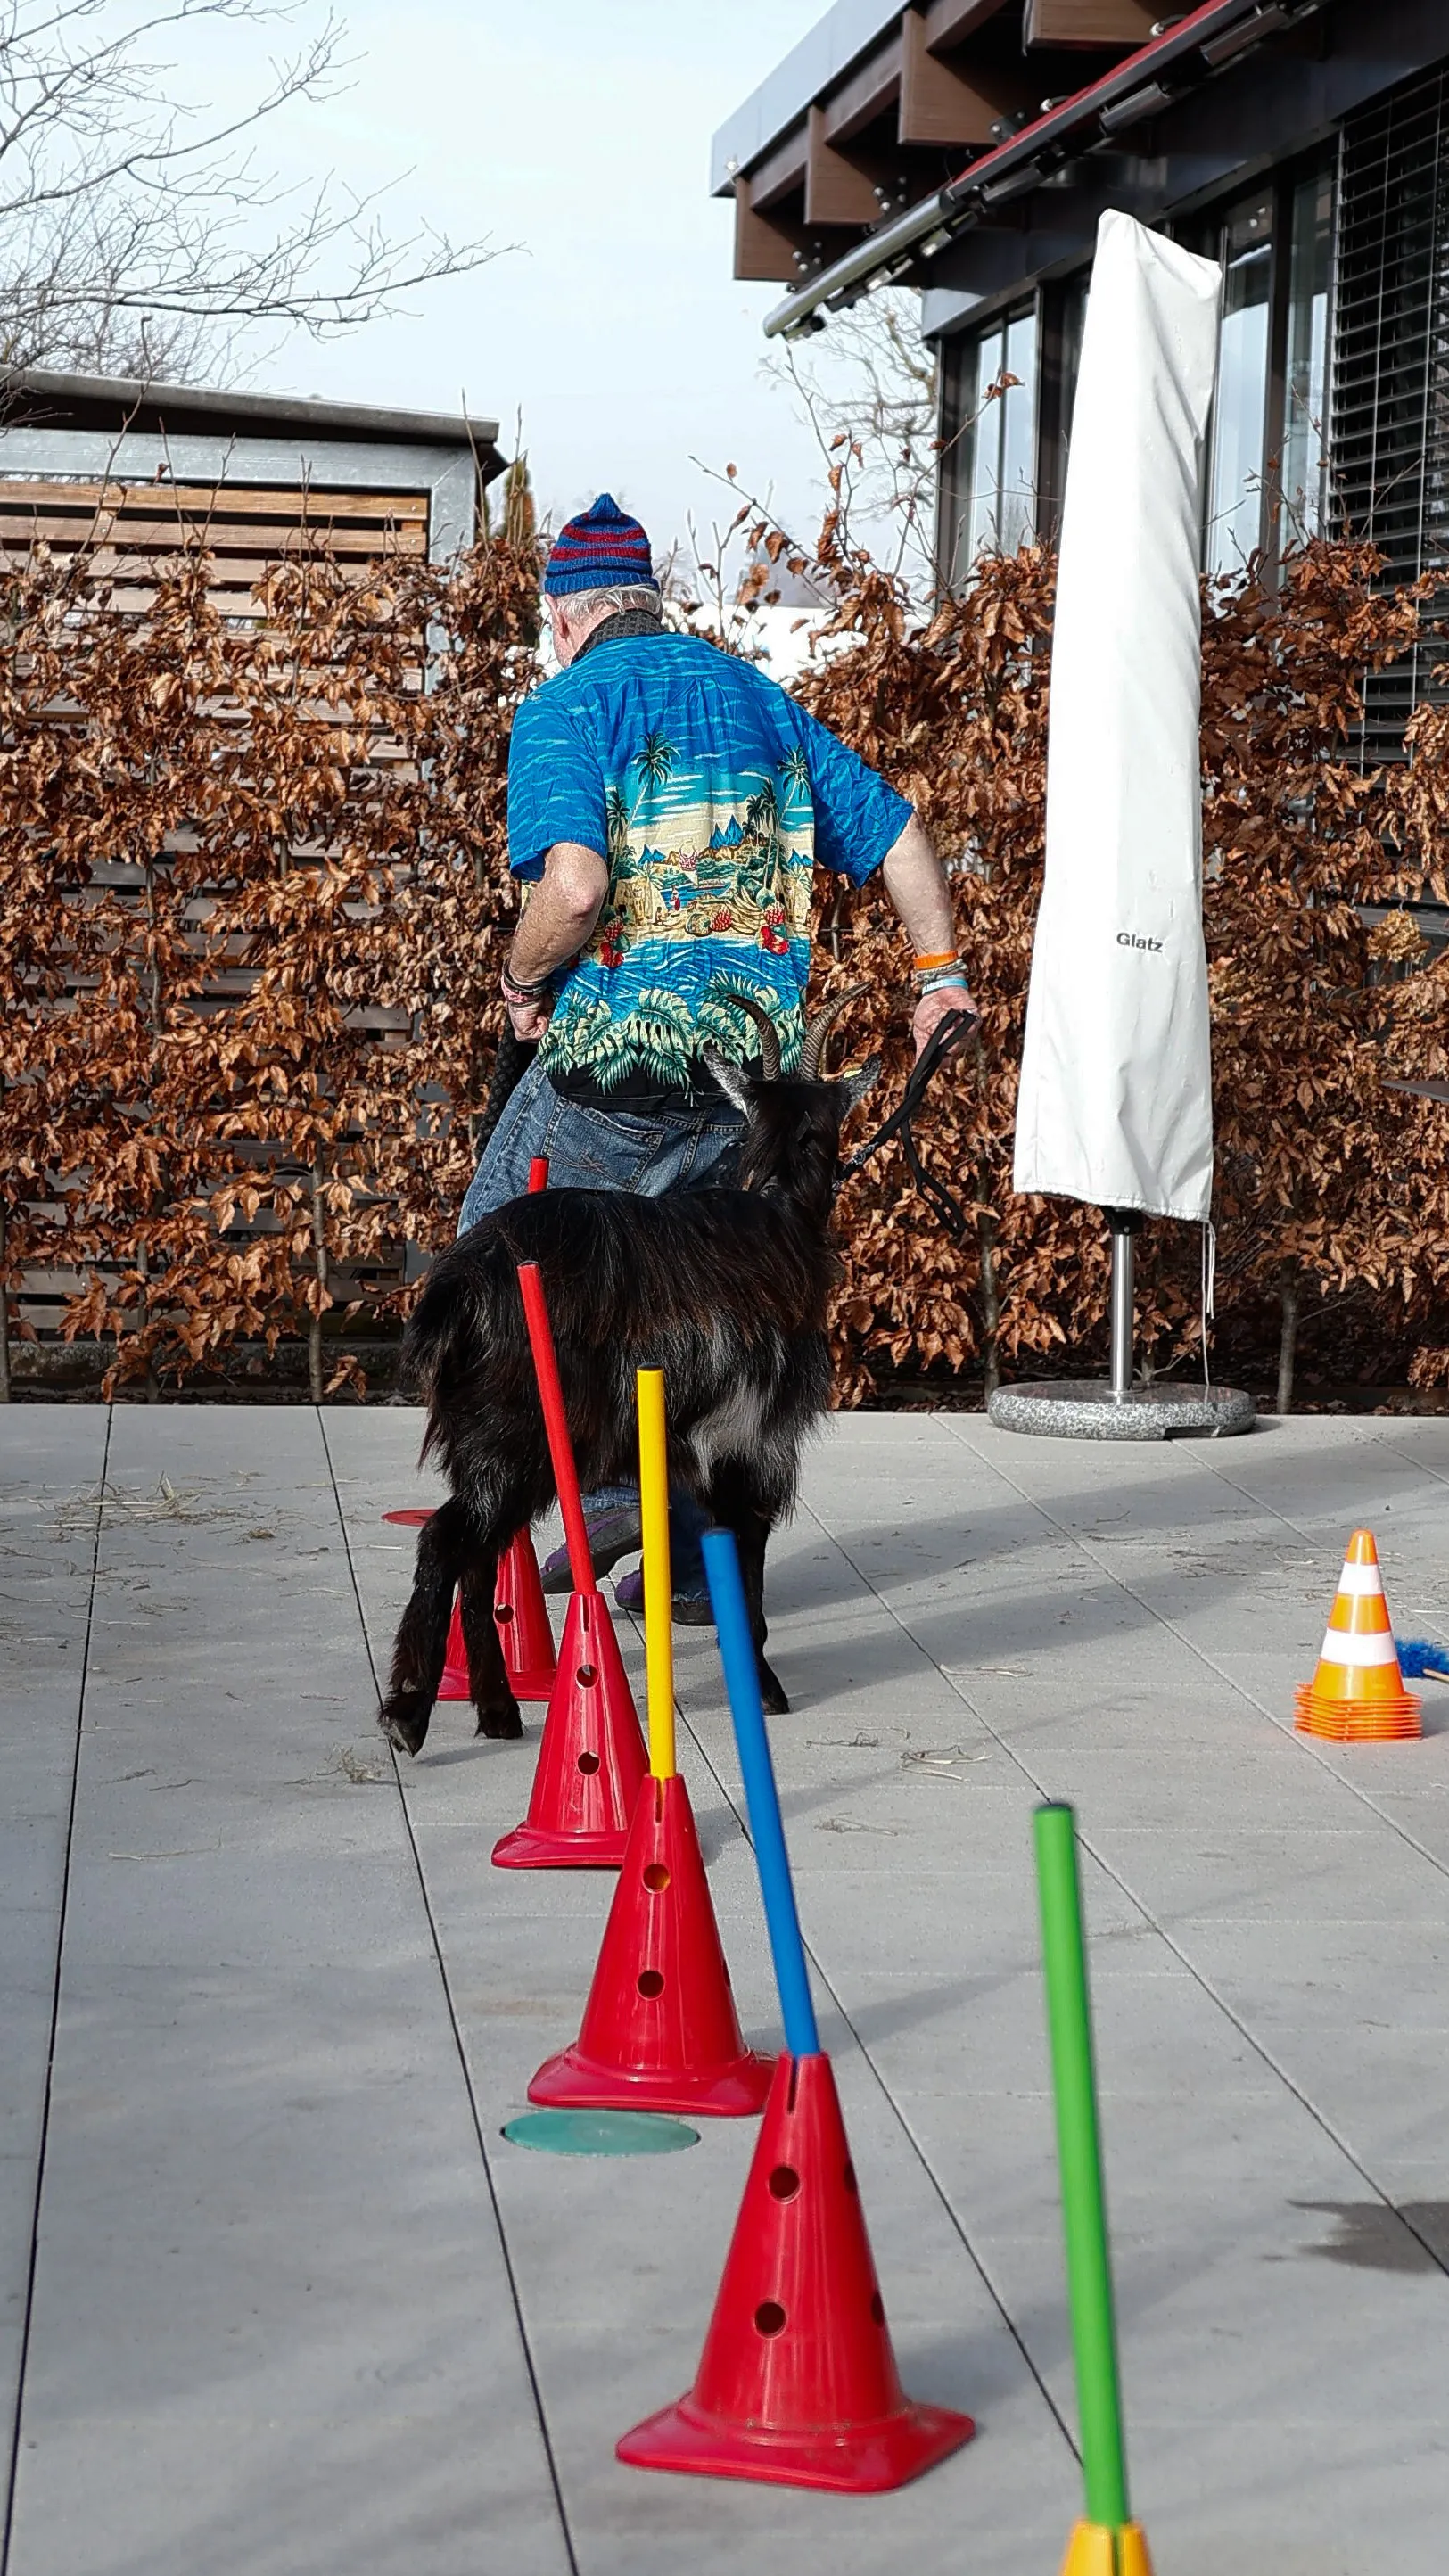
[4,468,438,1349]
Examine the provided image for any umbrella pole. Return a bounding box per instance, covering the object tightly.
[1108,1212,1139,1402]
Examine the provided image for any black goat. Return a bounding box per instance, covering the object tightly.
[380,989,878,1757]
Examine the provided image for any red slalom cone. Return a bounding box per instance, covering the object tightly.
[438,1531,556,1704]
[528,1771,773,2116]
[438,1593,472,1701]
[618,2052,976,2491]
[492,1587,646,1869]
[493,1529,557,1701]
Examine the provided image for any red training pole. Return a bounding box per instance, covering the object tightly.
[517,1261,594,1593]
[529,1156,549,1193]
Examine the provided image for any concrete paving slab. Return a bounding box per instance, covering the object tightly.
[4,1409,570,2576]
[7,1409,1449,2572]
[0,1409,106,2521]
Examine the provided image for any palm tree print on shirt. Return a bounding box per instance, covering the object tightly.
[539,737,815,1089]
[780,746,811,805]
[630,732,677,820]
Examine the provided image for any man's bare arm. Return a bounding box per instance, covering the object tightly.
[504,841,609,1039]
[878,817,977,1058]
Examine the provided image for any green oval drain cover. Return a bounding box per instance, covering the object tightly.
[502,2109,699,2156]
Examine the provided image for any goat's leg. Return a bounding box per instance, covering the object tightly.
[736,1508,787,1716]
[702,1467,788,1716]
[458,1543,522,1741]
[381,1498,472,1757]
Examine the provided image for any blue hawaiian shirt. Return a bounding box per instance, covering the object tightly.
[506,628,910,1093]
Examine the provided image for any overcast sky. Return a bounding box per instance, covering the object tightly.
[243,0,837,560]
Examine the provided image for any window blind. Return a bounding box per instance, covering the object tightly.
[1333,63,1449,762]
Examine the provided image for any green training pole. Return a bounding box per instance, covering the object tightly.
[1033,1801,1130,2532]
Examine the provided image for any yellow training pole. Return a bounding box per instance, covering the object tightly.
[637,1368,676,1779]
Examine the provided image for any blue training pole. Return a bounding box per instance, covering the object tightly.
[701,1528,820,2058]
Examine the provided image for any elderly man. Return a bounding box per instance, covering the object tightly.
[459,491,975,1615]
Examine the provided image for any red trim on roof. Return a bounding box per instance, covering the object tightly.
[941,0,1282,202]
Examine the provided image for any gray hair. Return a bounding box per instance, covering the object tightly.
[551,583,662,623]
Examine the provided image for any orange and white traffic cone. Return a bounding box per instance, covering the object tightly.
[1296,1529,1422,1743]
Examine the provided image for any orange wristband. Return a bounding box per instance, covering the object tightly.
[912,950,959,973]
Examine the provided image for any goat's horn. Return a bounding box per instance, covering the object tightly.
[799,982,870,1082]
[725,991,781,1082]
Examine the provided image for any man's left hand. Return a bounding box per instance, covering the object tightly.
[911,983,978,1061]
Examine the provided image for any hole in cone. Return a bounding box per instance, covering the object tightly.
[495,1604,515,1625]
[869,2292,885,2325]
[768,2164,800,2201]
[577,1750,600,1774]
[642,1862,671,1893]
[577,1663,598,1687]
[637,1969,664,1998]
[843,2160,858,2194]
[753,2300,786,2338]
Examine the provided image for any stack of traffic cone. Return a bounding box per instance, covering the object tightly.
[492,1260,646,1869]
[1296,1529,1422,1742]
[529,1368,771,2114]
[618,2050,975,2491]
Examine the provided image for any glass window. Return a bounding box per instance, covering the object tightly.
[942,303,1039,583]
[1058,270,1089,458]
[1206,193,1274,576]
[1282,164,1334,542]
[997,306,1040,553]
[963,322,1005,568]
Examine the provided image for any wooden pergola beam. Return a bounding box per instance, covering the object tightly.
[732,177,804,284]
[900,10,1037,146]
[1024,0,1161,45]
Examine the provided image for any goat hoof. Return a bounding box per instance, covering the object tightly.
[379,1696,431,1758]
[475,1698,523,1742]
[758,1661,789,1716]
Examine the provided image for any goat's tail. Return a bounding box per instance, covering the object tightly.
[405,1260,496,1466]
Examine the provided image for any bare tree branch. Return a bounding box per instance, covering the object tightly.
[0,0,507,376]
[764,288,942,594]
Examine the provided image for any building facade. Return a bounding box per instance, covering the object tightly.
[0,369,505,596]
[713,0,1449,760]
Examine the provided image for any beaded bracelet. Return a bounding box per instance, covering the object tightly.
[502,960,550,1003]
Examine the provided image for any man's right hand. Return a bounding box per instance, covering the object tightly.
[505,990,554,1043]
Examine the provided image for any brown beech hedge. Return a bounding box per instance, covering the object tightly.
[1,506,1445,1405]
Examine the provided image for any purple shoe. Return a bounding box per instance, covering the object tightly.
[539,1505,642,1594]
[613,1566,714,1626]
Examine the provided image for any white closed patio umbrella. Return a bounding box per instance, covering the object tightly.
[992,208,1254,1440]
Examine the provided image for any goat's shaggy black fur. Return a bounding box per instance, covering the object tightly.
[380,1046,877,1757]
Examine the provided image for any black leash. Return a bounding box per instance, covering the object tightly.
[475,1009,978,1241]
[837,1008,978,1239]
[473,1025,537,1156]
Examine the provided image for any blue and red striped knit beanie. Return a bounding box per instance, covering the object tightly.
[543,491,658,597]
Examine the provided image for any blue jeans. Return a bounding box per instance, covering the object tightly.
[457,1059,746,1591]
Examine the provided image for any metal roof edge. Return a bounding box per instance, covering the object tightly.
[710,0,906,195]
[0,367,506,472]
[760,0,1321,335]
